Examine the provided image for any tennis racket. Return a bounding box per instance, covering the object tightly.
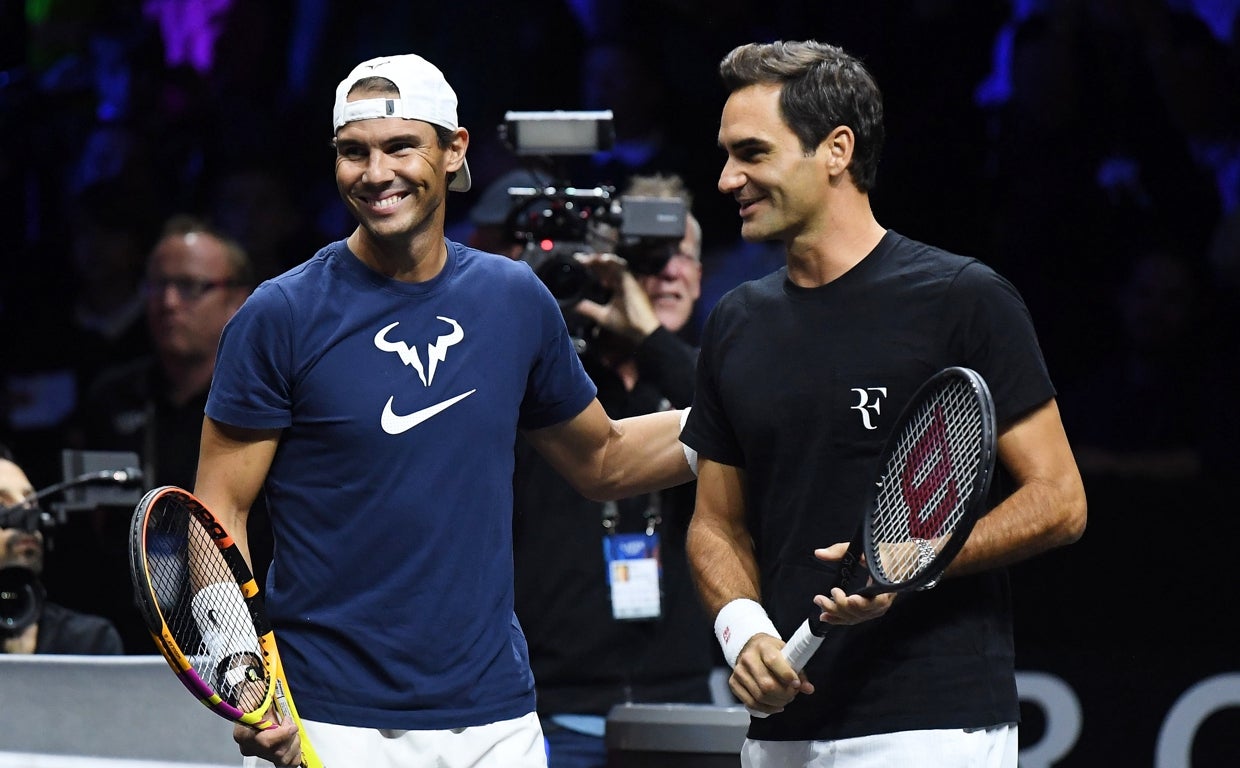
[128,485,324,767]
[754,366,996,717]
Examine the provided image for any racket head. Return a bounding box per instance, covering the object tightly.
[860,366,997,594]
[128,485,279,728]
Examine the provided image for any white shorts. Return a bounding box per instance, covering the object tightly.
[243,711,546,768]
[741,724,1018,768]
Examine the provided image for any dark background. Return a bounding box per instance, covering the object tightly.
[2,1,1238,765]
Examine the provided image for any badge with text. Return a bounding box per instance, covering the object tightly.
[603,532,662,620]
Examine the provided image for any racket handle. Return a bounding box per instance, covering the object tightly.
[746,619,825,719]
[781,618,826,670]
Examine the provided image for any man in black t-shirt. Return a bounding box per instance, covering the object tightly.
[682,40,1087,768]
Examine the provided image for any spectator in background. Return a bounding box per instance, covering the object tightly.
[54,215,255,652]
[511,172,716,767]
[0,443,123,655]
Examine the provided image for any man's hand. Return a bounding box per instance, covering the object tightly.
[234,709,302,767]
[729,633,815,715]
[571,252,661,342]
[811,542,896,625]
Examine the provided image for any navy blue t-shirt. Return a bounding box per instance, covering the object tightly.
[207,238,596,729]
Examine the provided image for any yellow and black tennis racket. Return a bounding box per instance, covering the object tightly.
[128,485,323,767]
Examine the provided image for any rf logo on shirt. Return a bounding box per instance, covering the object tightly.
[850,387,888,430]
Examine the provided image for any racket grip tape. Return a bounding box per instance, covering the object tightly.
[746,619,825,719]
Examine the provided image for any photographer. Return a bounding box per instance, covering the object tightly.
[508,173,717,768]
[0,443,122,655]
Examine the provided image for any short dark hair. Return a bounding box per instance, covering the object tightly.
[719,40,884,192]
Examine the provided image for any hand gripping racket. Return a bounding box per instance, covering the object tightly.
[756,367,996,716]
[129,485,324,767]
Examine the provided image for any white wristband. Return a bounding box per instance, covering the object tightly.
[714,598,781,668]
[191,582,260,663]
[678,407,698,477]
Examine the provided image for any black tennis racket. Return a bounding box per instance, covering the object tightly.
[128,485,324,767]
[756,367,996,715]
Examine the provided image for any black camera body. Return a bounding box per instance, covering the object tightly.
[496,111,688,309]
[508,186,686,307]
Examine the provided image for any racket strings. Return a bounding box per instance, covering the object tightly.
[870,379,985,584]
[142,495,270,712]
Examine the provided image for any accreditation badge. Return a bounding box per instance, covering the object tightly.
[603,532,662,620]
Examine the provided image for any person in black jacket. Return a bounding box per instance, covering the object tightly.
[0,443,122,655]
[511,173,717,768]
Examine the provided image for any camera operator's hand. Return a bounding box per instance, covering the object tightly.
[571,252,661,343]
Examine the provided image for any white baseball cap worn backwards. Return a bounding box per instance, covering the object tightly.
[333,54,472,192]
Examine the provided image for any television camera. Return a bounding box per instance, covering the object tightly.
[0,450,142,636]
[496,111,687,310]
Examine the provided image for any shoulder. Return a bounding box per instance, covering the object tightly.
[448,239,538,284]
[715,268,786,312]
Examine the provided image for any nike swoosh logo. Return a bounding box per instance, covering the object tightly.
[380,389,476,435]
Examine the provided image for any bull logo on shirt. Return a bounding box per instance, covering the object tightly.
[374,318,463,387]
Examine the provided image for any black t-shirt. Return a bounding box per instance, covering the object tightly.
[683,230,1054,741]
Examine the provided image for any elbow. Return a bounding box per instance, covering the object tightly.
[577,473,627,503]
[1055,479,1088,547]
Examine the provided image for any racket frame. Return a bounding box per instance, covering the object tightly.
[859,365,997,596]
[800,366,996,640]
[128,485,280,727]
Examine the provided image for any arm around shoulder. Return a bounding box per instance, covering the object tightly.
[523,400,695,501]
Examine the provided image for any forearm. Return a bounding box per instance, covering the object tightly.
[193,417,279,569]
[944,399,1087,579]
[526,402,695,501]
[949,473,1085,578]
[595,408,696,499]
[688,515,762,615]
[686,460,760,614]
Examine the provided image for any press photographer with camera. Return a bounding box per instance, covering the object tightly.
[505,172,717,768]
[0,443,122,655]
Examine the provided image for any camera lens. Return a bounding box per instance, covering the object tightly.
[621,242,674,276]
[0,565,44,634]
[536,255,593,307]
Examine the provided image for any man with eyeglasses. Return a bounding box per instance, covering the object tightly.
[55,215,255,652]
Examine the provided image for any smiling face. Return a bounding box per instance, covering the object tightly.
[717,83,832,244]
[334,92,468,253]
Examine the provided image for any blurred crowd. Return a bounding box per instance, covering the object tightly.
[2,0,1239,659]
